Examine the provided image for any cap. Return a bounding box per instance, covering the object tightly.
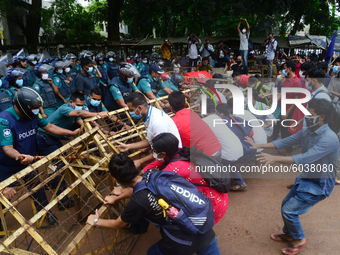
[149,64,164,74]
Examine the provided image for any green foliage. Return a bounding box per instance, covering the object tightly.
[41,0,105,43]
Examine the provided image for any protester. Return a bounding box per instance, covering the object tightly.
[246,98,339,255]
[197,57,213,73]
[215,41,229,68]
[256,33,277,78]
[231,55,248,75]
[237,18,250,67]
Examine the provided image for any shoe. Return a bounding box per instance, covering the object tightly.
[287,184,294,189]
[46,212,58,225]
[58,199,75,211]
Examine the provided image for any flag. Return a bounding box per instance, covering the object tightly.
[325,30,337,64]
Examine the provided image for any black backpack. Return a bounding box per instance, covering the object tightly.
[161,149,231,193]
[246,34,253,51]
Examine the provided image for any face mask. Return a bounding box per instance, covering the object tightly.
[237,60,242,65]
[282,70,288,77]
[277,62,281,65]
[32,61,37,65]
[305,81,313,90]
[87,67,93,73]
[242,29,246,33]
[75,105,83,111]
[127,58,130,60]
[305,115,320,129]
[16,79,23,87]
[333,65,339,74]
[90,99,101,107]
[230,56,233,59]
[153,151,165,161]
[65,67,70,73]
[58,69,63,74]
[153,77,158,82]
[0,79,2,88]
[143,60,147,64]
[299,71,305,78]
[129,107,142,119]
[109,58,114,62]
[277,75,283,81]
[127,77,134,83]
[42,73,49,80]
[32,109,40,115]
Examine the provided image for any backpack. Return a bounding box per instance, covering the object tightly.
[161,150,232,193]
[246,34,253,51]
[134,169,215,235]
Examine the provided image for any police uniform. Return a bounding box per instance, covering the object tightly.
[75,72,99,96]
[0,107,49,211]
[0,89,14,112]
[139,63,149,76]
[74,64,82,74]
[157,79,179,98]
[96,64,109,100]
[27,66,38,84]
[52,73,76,108]
[137,74,161,97]
[22,70,34,87]
[104,77,138,112]
[33,80,57,117]
[1,77,10,89]
[104,61,119,80]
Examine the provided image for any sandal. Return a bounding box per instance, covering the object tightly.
[282,240,308,255]
[230,182,247,191]
[270,233,292,243]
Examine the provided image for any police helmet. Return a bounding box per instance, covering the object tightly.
[27,54,38,63]
[34,64,54,76]
[6,68,23,82]
[95,53,105,64]
[171,73,184,87]
[14,87,43,120]
[120,62,140,77]
[106,51,116,58]
[38,51,51,64]
[64,53,76,60]
[0,54,13,66]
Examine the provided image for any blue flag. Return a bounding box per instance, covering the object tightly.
[325,30,337,64]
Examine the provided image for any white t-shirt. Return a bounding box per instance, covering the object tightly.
[203,114,243,161]
[235,110,267,153]
[239,32,250,50]
[187,38,201,59]
[144,106,182,147]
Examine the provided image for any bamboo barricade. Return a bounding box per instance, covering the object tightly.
[0,81,226,254]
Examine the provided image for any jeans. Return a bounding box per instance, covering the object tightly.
[281,184,326,239]
[239,50,248,67]
[147,236,220,255]
[221,159,244,185]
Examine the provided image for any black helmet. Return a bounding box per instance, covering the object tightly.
[96,53,105,64]
[14,87,43,120]
[171,73,184,87]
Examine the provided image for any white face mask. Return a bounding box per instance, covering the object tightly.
[153,151,164,161]
[42,73,49,80]
[65,67,70,73]
[299,71,305,78]
[242,29,246,33]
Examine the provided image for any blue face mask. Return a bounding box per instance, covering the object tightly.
[16,79,24,87]
[277,62,281,65]
[58,69,63,74]
[333,65,339,74]
[87,67,93,73]
[143,60,147,64]
[32,61,37,65]
[75,106,83,111]
[90,98,101,107]
[127,77,134,83]
[305,81,313,90]
[153,77,158,82]
[32,109,40,115]
[109,58,114,62]
[0,79,2,88]
[129,107,142,119]
[282,69,288,77]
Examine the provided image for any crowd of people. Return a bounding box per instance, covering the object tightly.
[0,45,339,255]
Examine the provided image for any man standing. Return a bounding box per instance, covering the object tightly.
[256,33,277,78]
[246,99,338,255]
[117,92,181,168]
[199,39,214,67]
[0,87,79,224]
[159,39,173,67]
[187,34,201,70]
[237,18,250,67]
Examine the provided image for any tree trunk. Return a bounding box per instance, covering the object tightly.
[108,0,124,41]
[24,0,42,44]
[289,12,303,35]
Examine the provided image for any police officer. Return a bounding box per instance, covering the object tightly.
[74,59,82,74]
[0,69,12,112]
[139,56,149,76]
[104,63,142,111]
[0,63,9,90]
[75,58,100,96]
[26,54,38,84]
[104,52,119,80]
[95,54,109,101]
[137,64,171,100]
[64,53,78,78]
[32,64,60,118]
[157,73,184,98]
[5,69,25,100]
[0,87,79,223]
[52,61,76,108]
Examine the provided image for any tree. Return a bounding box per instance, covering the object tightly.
[0,0,42,44]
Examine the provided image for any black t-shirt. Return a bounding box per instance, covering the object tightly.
[232,64,248,75]
[121,189,215,255]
